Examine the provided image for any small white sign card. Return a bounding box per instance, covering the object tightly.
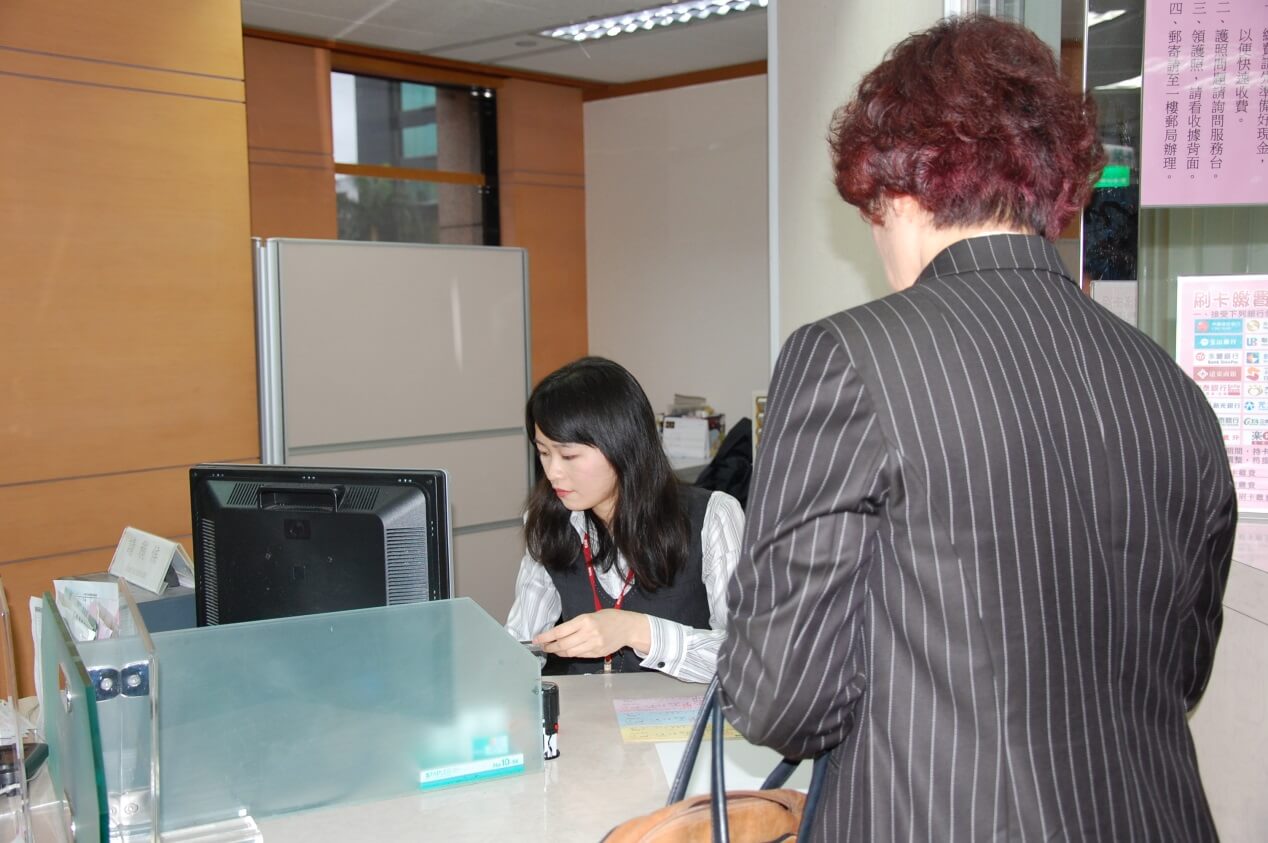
[108,526,195,595]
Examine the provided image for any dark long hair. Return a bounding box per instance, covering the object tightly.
[524,357,689,591]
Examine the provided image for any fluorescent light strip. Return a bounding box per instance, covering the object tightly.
[540,0,767,43]
[1094,74,1141,91]
[1088,9,1126,27]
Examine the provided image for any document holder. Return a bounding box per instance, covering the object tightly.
[41,580,158,842]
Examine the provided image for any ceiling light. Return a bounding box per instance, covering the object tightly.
[1088,10,1126,27]
[538,0,768,43]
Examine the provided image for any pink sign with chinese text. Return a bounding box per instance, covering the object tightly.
[1141,0,1268,207]
[1176,274,1268,516]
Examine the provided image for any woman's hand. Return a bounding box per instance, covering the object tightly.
[534,609,651,659]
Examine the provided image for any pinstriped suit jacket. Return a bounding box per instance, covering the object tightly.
[718,235,1236,842]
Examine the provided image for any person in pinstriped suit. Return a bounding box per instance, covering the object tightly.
[718,16,1236,842]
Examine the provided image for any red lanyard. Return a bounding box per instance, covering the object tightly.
[582,531,633,672]
[581,532,634,611]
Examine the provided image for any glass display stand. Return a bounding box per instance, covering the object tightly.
[40,594,107,843]
[73,583,158,842]
[0,578,33,842]
[41,595,538,839]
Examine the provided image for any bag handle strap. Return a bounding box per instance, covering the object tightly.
[667,675,720,804]
[798,751,831,840]
[710,696,729,843]
[666,674,833,843]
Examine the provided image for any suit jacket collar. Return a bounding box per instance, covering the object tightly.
[917,233,1074,286]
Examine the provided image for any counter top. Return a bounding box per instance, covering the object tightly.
[257,672,720,842]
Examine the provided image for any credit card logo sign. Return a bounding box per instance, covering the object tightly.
[1194,366,1242,381]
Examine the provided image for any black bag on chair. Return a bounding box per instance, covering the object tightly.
[603,676,830,842]
[695,419,753,509]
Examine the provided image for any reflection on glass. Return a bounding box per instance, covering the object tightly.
[1138,206,1268,351]
[331,73,483,173]
[335,175,485,246]
[1084,0,1144,288]
[1082,0,1268,349]
[974,0,1024,20]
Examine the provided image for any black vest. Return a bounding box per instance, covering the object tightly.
[547,485,713,674]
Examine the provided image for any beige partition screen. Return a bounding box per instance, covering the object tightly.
[254,239,531,622]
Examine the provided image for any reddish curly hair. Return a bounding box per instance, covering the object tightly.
[830,15,1105,241]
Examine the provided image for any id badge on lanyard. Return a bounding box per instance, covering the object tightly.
[582,531,633,672]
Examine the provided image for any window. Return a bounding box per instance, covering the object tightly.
[331,72,499,245]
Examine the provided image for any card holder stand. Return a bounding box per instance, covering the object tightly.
[0,576,34,842]
[42,580,158,842]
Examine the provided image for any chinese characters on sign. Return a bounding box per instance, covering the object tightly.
[1141,0,1268,206]
[1176,275,1268,520]
[1090,280,1139,327]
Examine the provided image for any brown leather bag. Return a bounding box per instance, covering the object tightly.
[603,677,828,843]
[602,788,806,843]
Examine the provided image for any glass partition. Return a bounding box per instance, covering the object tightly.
[1083,0,1268,349]
[0,578,33,841]
[40,594,107,843]
[150,597,540,833]
[72,582,157,842]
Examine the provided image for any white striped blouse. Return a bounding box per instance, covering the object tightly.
[506,490,744,682]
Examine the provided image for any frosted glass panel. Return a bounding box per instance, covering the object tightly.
[151,598,541,832]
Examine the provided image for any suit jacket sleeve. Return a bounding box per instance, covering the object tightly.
[1181,453,1236,710]
[719,322,892,759]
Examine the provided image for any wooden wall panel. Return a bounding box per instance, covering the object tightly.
[497,79,588,382]
[244,38,333,153]
[0,74,258,484]
[498,79,586,177]
[3,549,115,698]
[244,37,337,239]
[502,183,589,382]
[0,0,253,696]
[0,468,194,565]
[0,47,243,100]
[0,1,243,78]
[248,161,338,239]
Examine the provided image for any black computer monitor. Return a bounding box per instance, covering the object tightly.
[190,463,452,627]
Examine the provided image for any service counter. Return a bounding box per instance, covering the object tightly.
[259,672,710,842]
[20,672,792,842]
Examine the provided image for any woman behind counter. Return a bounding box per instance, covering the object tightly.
[505,356,743,682]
